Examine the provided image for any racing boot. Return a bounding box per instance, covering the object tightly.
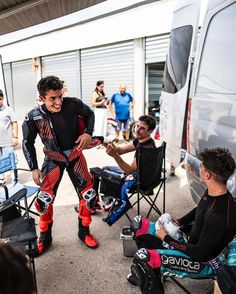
[78,198,98,248]
[36,222,53,257]
[78,218,98,248]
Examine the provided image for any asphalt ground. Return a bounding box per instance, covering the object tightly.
[12,133,214,294]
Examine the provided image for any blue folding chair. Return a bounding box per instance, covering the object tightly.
[0,152,39,216]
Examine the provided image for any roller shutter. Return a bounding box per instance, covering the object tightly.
[80,41,134,106]
[11,59,38,120]
[145,34,169,64]
[41,51,79,97]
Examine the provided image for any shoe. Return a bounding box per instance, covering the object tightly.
[169,165,176,177]
[83,234,98,248]
[78,219,98,248]
[35,223,53,257]
[102,200,114,212]
[127,273,140,288]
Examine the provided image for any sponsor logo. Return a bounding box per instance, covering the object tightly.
[161,254,202,273]
[33,115,43,120]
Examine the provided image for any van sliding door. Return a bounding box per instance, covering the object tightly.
[160,0,200,166]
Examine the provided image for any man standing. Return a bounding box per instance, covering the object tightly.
[103,115,156,225]
[22,76,98,256]
[0,89,18,157]
[109,84,134,143]
[127,147,236,294]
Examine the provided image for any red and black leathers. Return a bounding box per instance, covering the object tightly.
[22,97,98,252]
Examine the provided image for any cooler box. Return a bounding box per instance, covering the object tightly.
[120,227,137,257]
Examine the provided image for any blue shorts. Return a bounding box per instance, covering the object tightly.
[116,119,129,132]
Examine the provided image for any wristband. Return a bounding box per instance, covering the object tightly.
[13,136,18,139]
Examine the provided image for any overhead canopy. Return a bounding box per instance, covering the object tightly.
[0,0,105,36]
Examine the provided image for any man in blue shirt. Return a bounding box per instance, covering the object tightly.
[109,84,134,143]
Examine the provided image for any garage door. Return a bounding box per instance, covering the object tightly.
[41,51,79,97]
[145,34,169,64]
[11,59,38,120]
[81,41,134,106]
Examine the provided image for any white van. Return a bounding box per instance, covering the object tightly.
[160,0,236,203]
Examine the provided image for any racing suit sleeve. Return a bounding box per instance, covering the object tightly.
[22,117,38,170]
[177,207,196,226]
[164,212,225,261]
[76,99,95,136]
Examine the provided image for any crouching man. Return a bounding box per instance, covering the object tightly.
[22,76,99,256]
[127,148,236,293]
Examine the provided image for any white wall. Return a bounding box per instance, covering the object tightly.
[0,0,176,63]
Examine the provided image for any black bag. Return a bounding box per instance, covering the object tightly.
[90,166,125,198]
[217,265,236,294]
[100,170,125,198]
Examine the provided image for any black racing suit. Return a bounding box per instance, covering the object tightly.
[22,97,95,237]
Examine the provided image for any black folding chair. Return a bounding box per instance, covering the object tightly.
[128,142,166,218]
[0,153,39,293]
[0,188,38,293]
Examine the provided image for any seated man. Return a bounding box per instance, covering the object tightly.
[127,147,236,294]
[103,115,156,226]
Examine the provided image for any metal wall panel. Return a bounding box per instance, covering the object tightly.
[81,41,134,106]
[3,63,14,108]
[11,59,38,120]
[145,34,169,64]
[41,51,79,97]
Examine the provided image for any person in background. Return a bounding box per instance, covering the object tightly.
[109,84,134,143]
[91,80,108,138]
[91,80,107,108]
[0,243,35,294]
[127,147,236,294]
[0,89,18,157]
[61,80,69,97]
[22,76,99,256]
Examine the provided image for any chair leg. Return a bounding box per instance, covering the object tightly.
[146,183,163,217]
[29,257,38,294]
[125,212,132,222]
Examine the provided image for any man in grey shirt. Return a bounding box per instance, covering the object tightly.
[0,89,18,157]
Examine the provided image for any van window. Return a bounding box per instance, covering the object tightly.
[196,3,236,94]
[163,25,193,94]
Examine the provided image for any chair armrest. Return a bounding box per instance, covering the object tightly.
[0,188,27,213]
[17,168,31,172]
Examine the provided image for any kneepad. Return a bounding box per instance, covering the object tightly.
[35,192,53,215]
[81,187,98,211]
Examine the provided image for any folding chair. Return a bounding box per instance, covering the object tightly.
[0,152,39,216]
[128,142,166,218]
[0,185,38,293]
